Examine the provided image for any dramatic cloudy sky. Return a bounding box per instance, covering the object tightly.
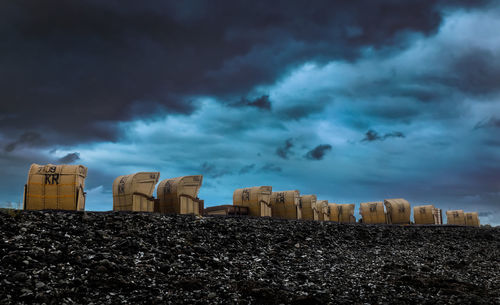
[1,0,499,225]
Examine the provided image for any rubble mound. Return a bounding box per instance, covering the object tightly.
[1,210,499,304]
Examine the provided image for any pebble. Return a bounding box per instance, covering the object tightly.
[0,209,498,304]
[35,281,45,289]
[12,272,27,282]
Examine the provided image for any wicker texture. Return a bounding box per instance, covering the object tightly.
[337,204,356,223]
[112,172,159,212]
[360,202,386,224]
[446,210,466,225]
[384,198,411,224]
[314,200,329,221]
[413,205,436,225]
[24,163,87,211]
[465,212,480,227]
[233,186,272,217]
[300,195,317,220]
[270,190,302,219]
[157,175,203,215]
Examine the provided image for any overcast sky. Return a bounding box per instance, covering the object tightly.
[1,0,499,225]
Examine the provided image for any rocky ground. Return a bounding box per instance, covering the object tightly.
[0,210,499,304]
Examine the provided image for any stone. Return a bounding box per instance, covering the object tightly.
[0,209,498,304]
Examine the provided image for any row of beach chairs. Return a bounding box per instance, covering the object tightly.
[21,164,480,226]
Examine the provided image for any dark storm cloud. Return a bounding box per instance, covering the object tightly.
[235,95,272,110]
[305,144,332,160]
[0,0,490,144]
[276,138,294,160]
[200,162,232,178]
[362,130,405,142]
[239,164,256,175]
[362,103,422,121]
[363,130,382,142]
[447,48,500,95]
[4,132,45,152]
[278,103,328,120]
[478,211,493,217]
[474,117,500,129]
[260,163,282,173]
[58,152,80,164]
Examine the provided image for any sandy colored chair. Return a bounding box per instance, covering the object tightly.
[446,210,466,225]
[113,172,159,212]
[384,198,411,224]
[233,186,272,217]
[315,200,329,221]
[156,175,203,215]
[270,190,302,219]
[337,203,356,223]
[432,208,443,225]
[300,195,317,220]
[360,202,386,224]
[413,205,437,224]
[24,163,87,211]
[328,203,339,222]
[464,212,480,227]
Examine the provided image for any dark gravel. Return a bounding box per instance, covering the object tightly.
[1,210,499,304]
